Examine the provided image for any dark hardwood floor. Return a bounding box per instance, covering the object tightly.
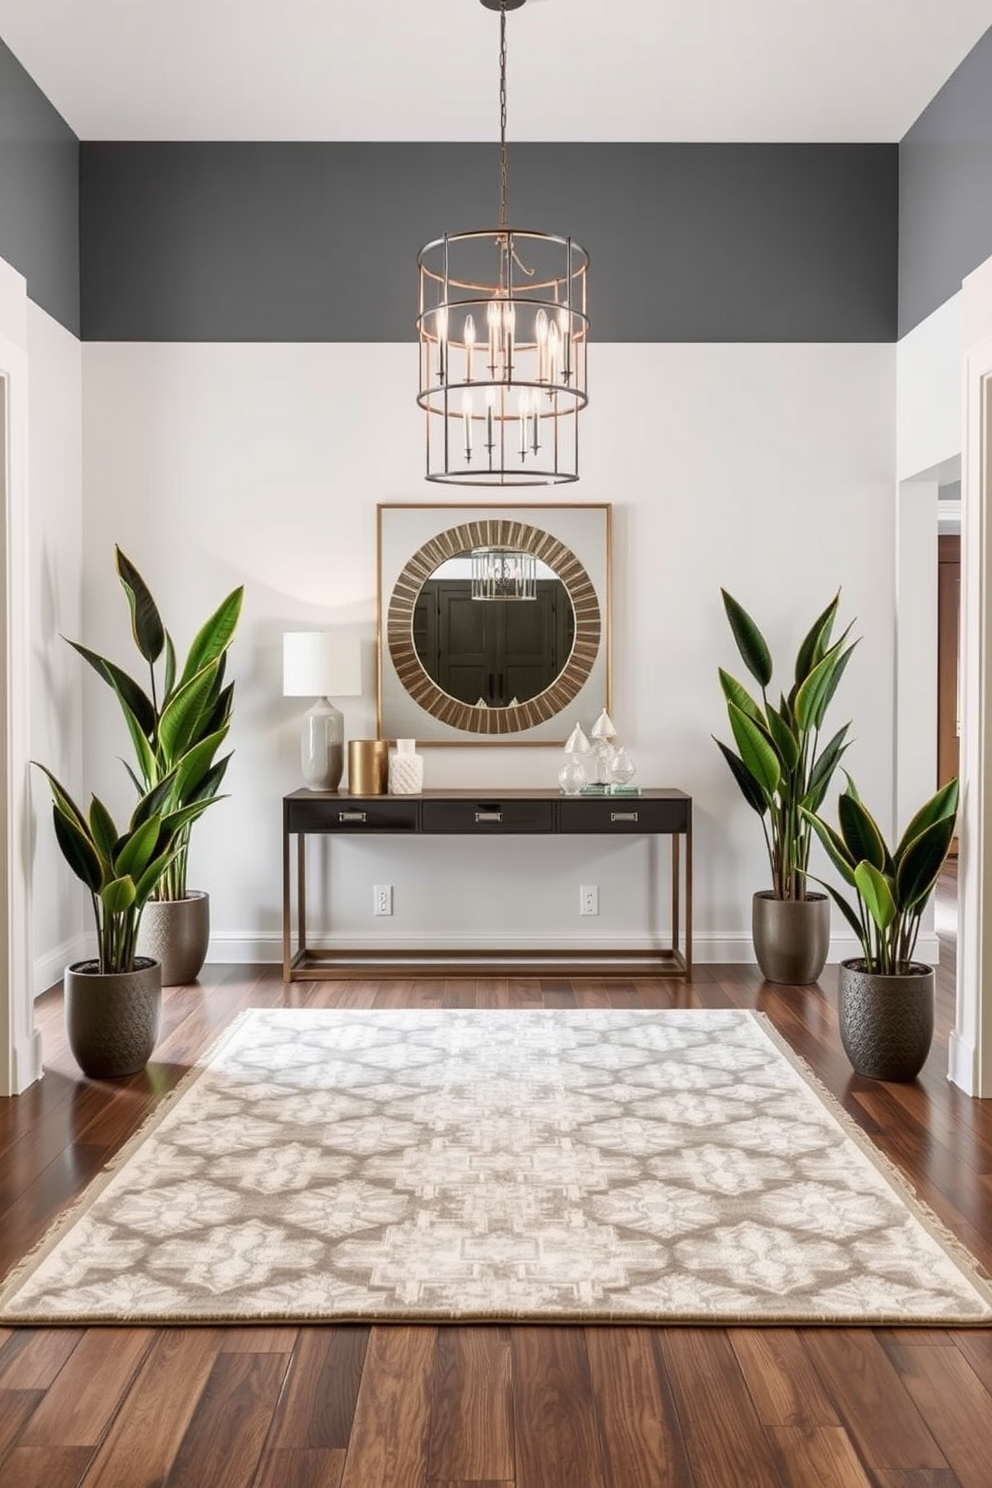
[1,874,990,1488]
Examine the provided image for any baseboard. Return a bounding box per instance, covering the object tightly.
[33,933,90,997]
[948,1030,978,1094]
[205,929,876,967]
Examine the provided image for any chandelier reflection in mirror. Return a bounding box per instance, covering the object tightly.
[471,545,537,601]
[417,0,589,486]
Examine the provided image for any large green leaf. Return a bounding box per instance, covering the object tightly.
[895,814,957,913]
[895,778,959,863]
[158,660,220,766]
[100,874,137,915]
[88,797,118,863]
[115,546,165,664]
[64,641,156,739]
[33,763,89,836]
[800,806,858,886]
[178,586,244,690]
[184,754,231,806]
[160,797,220,839]
[854,861,897,931]
[727,703,781,798]
[803,725,851,814]
[764,703,800,774]
[794,592,839,686]
[114,813,165,882]
[793,634,856,733]
[718,668,764,724]
[163,630,177,701]
[172,728,230,803]
[721,590,772,689]
[52,805,102,892]
[837,793,887,871]
[714,738,769,815]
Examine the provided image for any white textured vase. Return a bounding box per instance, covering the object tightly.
[389,738,424,795]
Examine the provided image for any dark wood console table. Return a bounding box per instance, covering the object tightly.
[282,787,692,980]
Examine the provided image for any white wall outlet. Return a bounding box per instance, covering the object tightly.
[373,884,393,916]
[579,884,599,916]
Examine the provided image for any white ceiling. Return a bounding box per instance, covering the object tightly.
[0,1,990,144]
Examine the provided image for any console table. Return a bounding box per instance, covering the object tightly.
[282,787,692,980]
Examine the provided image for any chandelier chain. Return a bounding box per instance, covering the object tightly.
[499,0,508,230]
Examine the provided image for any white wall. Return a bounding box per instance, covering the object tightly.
[897,293,962,482]
[79,340,896,964]
[27,301,84,992]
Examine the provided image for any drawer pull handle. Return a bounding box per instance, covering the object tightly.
[339,810,368,823]
[475,810,503,823]
[611,811,639,823]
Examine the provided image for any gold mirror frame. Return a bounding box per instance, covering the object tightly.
[377,503,612,743]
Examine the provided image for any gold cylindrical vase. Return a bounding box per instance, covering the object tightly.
[348,739,389,795]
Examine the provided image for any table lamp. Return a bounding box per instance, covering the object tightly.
[283,631,362,791]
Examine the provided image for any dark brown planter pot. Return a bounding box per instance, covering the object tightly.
[838,958,935,1081]
[64,958,162,1078]
[752,891,830,984]
[137,891,210,986]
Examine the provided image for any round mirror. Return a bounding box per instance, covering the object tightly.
[385,516,602,736]
[411,549,577,710]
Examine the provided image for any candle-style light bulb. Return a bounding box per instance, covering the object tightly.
[462,389,473,461]
[518,387,528,459]
[485,386,496,451]
[535,308,548,382]
[504,301,516,379]
[464,313,476,383]
[547,319,560,390]
[487,300,501,377]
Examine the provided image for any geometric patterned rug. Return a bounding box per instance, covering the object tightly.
[2,1007,991,1326]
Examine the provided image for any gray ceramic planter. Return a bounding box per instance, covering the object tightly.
[838,959,935,1081]
[137,890,210,986]
[752,891,830,984]
[64,957,162,1078]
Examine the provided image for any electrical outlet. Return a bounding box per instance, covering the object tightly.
[579,884,599,916]
[373,884,393,916]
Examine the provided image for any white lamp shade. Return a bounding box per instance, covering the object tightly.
[283,631,362,698]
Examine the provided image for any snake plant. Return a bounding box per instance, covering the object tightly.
[68,547,243,901]
[714,589,858,901]
[35,764,214,973]
[802,777,958,975]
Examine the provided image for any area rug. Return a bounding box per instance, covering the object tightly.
[3,1008,991,1325]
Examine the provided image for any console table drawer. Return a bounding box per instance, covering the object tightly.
[558,797,691,834]
[422,798,555,833]
[286,797,419,833]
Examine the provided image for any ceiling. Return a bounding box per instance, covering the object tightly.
[0,1,990,144]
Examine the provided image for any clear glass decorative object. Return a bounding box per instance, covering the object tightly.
[564,721,592,755]
[608,746,636,789]
[388,738,424,795]
[558,757,588,795]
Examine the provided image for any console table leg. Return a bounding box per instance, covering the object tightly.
[297,835,307,963]
[672,835,680,960]
[282,827,292,982]
[685,819,693,979]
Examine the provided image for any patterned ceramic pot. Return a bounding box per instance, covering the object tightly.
[137,891,210,985]
[64,958,162,1078]
[752,892,830,984]
[838,959,935,1081]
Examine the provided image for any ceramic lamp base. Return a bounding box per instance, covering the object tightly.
[301,697,344,791]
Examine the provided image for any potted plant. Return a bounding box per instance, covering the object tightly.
[34,764,214,1076]
[802,777,958,1080]
[69,547,243,984]
[714,589,858,983]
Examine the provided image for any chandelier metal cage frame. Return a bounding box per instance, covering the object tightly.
[416,0,589,487]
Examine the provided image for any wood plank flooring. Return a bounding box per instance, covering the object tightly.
[1,876,991,1488]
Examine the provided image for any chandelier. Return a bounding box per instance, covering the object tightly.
[417,0,589,486]
[471,546,537,601]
